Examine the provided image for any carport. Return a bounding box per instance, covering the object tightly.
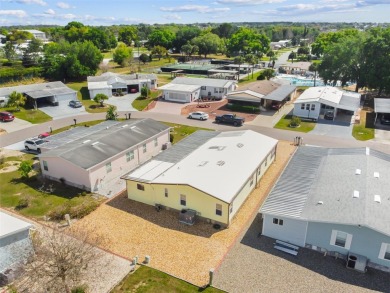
[374,98,390,124]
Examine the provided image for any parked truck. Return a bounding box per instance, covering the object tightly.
[215,113,245,126]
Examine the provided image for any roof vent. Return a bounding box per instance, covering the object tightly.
[374,172,379,178]
[317,201,324,205]
[353,190,359,198]
[198,161,208,167]
[237,143,244,148]
[374,195,381,203]
[83,140,91,144]
[216,160,225,166]
[91,142,99,146]
[355,169,361,175]
[209,146,226,151]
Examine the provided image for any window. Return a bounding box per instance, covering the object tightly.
[126,150,134,162]
[216,204,222,216]
[258,168,261,175]
[43,160,48,171]
[137,183,144,191]
[201,86,206,90]
[106,162,112,173]
[306,104,310,110]
[154,138,158,147]
[311,104,315,111]
[164,188,168,197]
[272,218,283,225]
[301,103,305,110]
[378,243,390,261]
[180,194,186,206]
[143,143,147,153]
[330,230,352,249]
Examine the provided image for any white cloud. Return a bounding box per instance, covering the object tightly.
[84,14,116,22]
[357,0,390,6]
[15,0,46,5]
[0,9,27,17]
[163,13,182,20]
[57,1,72,9]
[217,0,285,4]
[160,5,230,13]
[44,8,55,15]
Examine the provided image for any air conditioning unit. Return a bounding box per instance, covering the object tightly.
[162,142,172,150]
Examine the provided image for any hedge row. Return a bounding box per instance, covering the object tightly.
[0,66,42,82]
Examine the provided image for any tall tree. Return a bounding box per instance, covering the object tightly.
[148,29,175,49]
[22,38,43,67]
[118,26,138,46]
[245,54,257,80]
[211,23,237,39]
[113,43,133,67]
[4,41,17,62]
[151,45,167,60]
[227,27,270,57]
[191,33,221,58]
[173,26,201,52]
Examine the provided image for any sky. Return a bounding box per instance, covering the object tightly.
[0,0,389,26]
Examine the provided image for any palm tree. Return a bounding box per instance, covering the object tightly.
[7,91,26,111]
[234,56,245,81]
[309,63,319,87]
[245,54,256,80]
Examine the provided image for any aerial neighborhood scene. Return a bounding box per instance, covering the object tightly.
[1,0,390,292]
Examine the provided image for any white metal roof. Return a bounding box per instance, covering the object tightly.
[127,130,277,203]
[0,212,32,239]
[87,81,112,90]
[158,83,201,93]
[171,77,235,88]
[374,98,390,114]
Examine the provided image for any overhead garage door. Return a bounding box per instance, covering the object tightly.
[262,214,308,247]
[168,92,187,103]
[56,93,77,105]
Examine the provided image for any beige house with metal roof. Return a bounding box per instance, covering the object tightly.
[123,130,278,227]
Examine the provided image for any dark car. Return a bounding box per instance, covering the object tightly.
[69,100,83,108]
[324,110,334,120]
[271,102,282,110]
[380,113,390,125]
[215,113,245,126]
[0,111,15,122]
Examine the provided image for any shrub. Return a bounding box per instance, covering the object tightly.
[289,116,301,127]
[18,160,32,178]
[69,201,100,219]
[257,72,265,80]
[140,86,150,98]
[16,198,29,210]
[48,203,72,221]
[71,284,88,293]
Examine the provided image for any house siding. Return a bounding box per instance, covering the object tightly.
[89,88,111,99]
[306,222,390,268]
[293,102,321,120]
[163,89,200,103]
[200,86,226,99]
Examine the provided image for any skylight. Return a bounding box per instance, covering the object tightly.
[355,169,361,175]
[353,190,359,198]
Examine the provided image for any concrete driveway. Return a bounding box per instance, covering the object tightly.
[373,121,390,144]
[310,112,354,139]
[105,93,139,111]
[0,118,32,133]
[39,103,87,120]
[148,100,187,115]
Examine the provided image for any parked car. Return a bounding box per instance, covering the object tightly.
[271,102,282,110]
[215,113,245,126]
[188,111,209,121]
[0,111,15,122]
[38,132,50,139]
[24,138,46,153]
[69,100,83,108]
[380,113,390,125]
[324,110,334,120]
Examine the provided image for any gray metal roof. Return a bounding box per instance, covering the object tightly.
[374,98,390,114]
[0,81,75,99]
[87,72,157,83]
[40,119,170,170]
[261,146,390,236]
[263,85,296,102]
[123,130,218,181]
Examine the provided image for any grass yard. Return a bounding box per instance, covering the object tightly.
[157,74,174,86]
[163,122,212,144]
[132,90,161,111]
[274,115,316,133]
[0,154,103,220]
[0,106,52,124]
[112,265,225,293]
[238,71,262,86]
[352,110,375,140]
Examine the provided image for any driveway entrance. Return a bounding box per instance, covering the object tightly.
[39,101,87,120]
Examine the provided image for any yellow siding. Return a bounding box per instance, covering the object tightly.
[127,182,229,225]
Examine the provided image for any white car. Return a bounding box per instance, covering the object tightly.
[24,138,46,153]
[188,111,209,121]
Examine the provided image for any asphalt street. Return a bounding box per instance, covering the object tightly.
[1,111,389,154]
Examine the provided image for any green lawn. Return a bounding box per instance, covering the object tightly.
[0,154,103,220]
[132,90,161,111]
[157,74,174,86]
[112,265,225,293]
[0,107,52,124]
[352,110,375,141]
[163,122,212,144]
[274,115,316,133]
[238,71,262,86]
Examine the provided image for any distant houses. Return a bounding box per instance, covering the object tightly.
[123,130,277,227]
[260,146,390,272]
[87,72,157,99]
[158,77,237,103]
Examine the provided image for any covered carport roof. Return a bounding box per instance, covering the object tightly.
[263,85,296,102]
[374,98,390,114]
[226,90,264,103]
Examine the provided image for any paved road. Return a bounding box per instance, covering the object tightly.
[1,111,389,154]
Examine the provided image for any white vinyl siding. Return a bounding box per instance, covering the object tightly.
[378,243,390,261]
[330,230,352,249]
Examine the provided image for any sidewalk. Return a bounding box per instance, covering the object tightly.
[247,103,293,128]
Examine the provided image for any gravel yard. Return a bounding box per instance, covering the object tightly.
[213,216,390,293]
[72,141,296,287]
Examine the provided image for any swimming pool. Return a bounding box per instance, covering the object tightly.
[274,74,327,87]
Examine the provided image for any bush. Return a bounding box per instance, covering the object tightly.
[47,200,99,221]
[140,86,150,98]
[289,116,301,127]
[257,72,265,80]
[71,284,88,293]
[16,198,29,210]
